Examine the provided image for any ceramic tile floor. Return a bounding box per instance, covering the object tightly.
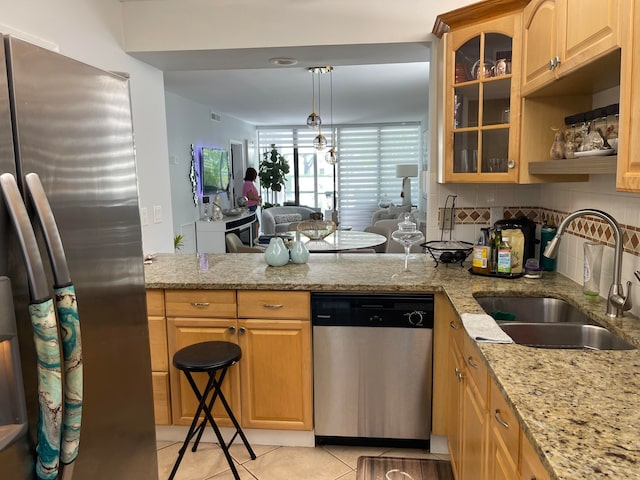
[157,441,450,480]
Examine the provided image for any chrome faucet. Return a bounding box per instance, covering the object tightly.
[543,209,632,318]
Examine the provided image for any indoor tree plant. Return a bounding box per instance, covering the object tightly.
[259,144,290,207]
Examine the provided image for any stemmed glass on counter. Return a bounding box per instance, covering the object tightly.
[391,213,424,276]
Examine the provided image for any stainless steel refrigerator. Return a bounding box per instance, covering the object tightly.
[0,35,158,479]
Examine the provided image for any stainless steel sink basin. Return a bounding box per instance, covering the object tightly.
[500,323,636,350]
[474,296,595,324]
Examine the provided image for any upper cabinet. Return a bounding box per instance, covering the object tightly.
[442,13,523,183]
[617,0,640,191]
[522,0,622,96]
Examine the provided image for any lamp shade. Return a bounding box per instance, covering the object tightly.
[396,164,419,178]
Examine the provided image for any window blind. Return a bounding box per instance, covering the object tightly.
[257,124,421,231]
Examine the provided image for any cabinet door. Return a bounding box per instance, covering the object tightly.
[522,0,558,94]
[520,432,551,480]
[616,0,640,192]
[558,0,621,75]
[447,337,464,479]
[444,13,521,183]
[167,317,240,427]
[237,319,313,430]
[461,378,487,480]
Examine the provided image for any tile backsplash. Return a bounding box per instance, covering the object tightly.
[437,205,640,258]
[426,175,640,317]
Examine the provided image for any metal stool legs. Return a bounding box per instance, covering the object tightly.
[168,365,256,480]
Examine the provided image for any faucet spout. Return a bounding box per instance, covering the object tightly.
[543,209,630,318]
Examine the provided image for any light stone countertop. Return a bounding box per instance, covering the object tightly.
[145,253,640,480]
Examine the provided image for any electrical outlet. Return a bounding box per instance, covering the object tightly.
[439,208,454,230]
[153,205,162,224]
[140,207,148,226]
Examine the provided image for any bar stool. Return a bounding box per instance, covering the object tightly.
[169,341,256,480]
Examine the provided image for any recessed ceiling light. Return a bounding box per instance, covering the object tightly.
[269,57,298,66]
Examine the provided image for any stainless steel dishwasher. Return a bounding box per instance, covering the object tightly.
[311,292,434,448]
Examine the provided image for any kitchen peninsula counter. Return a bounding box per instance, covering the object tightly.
[145,253,640,479]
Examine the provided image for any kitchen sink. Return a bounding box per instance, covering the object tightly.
[474,295,596,324]
[500,323,636,350]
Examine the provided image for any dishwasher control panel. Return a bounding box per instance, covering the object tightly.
[311,292,434,328]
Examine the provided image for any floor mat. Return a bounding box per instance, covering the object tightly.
[356,456,454,480]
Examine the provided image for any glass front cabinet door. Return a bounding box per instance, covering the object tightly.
[443,13,522,183]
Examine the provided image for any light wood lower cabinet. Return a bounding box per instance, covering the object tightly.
[167,317,241,427]
[160,289,313,431]
[146,289,171,425]
[237,290,313,431]
[444,312,550,480]
[237,319,312,430]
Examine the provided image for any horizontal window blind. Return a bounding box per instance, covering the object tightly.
[337,125,420,230]
[258,124,420,231]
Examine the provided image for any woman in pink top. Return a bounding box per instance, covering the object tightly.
[242,167,261,240]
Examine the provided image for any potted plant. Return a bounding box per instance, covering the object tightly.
[259,144,290,208]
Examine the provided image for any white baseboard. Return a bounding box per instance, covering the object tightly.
[156,425,315,447]
[429,434,449,455]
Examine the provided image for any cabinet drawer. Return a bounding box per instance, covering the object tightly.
[165,289,236,318]
[237,291,310,320]
[148,316,168,371]
[146,289,165,316]
[152,371,171,425]
[490,380,520,466]
[463,334,488,400]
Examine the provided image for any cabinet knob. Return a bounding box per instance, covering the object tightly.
[467,356,479,369]
[455,367,464,382]
[239,327,246,335]
[507,159,516,169]
[449,321,460,330]
[547,59,555,70]
[228,326,236,334]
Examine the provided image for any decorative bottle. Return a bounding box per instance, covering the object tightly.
[264,237,290,266]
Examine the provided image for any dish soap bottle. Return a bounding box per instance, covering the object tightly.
[497,235,512,274]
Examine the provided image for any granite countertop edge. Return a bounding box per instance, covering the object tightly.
[144,253,640,480]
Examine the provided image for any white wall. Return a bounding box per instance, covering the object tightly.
[121,0,475,52]
[0,0,174,254]
[165,91,256,253]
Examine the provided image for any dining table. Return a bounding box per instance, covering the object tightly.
[295,230,387,253]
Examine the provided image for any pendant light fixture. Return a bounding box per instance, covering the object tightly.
[306,70,321,129]
[307,66,332,151]
[324,66,337,165]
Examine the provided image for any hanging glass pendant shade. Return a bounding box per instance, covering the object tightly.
[306,69,321,129]
[313,132,327,150]
[325,146,337,164]
[307,112,321,129]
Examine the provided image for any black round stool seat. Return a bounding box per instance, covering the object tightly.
[173,341,241,372]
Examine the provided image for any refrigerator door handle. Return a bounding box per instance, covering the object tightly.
[25,173,83,470]
[0,173,63,480]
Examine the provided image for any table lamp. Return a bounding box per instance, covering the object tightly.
[396,164,419,207]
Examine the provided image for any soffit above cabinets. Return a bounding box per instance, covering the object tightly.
[433,0,531,38]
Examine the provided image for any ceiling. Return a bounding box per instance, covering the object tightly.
[136,43,431,126]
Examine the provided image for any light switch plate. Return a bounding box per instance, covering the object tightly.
[153,205,162,224]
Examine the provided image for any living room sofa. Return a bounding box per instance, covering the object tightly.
[261,206,321,235]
